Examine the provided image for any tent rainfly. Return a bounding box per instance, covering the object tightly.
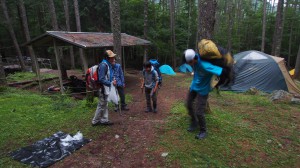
[178,63,193,73]
[159,65,176,75]
[221,50,300,94]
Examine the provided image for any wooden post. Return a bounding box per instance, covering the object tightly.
[122,46,125,75]
[53,39,64,94]
[31,47,42,92]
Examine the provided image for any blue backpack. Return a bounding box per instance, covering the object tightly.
[149,59,162,86]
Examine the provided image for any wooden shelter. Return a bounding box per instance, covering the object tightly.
[26,31,151,93]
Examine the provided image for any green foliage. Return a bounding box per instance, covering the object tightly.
[0,0,300,69]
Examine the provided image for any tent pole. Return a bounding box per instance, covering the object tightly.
[53,39,64,94]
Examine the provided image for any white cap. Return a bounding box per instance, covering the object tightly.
[184,49,196,62]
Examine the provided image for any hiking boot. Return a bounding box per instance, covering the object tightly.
[121,105,129,111]
[92,121,102,127]
[187,121,198,132]
[195,132,207,139]
[100,121,114,126]
[114,105,119,112]
[145,108,152,113]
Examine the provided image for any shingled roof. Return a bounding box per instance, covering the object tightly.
[27,31,151,48]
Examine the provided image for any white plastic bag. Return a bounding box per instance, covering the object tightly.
[107,84,119,105]
[60,131,83,142]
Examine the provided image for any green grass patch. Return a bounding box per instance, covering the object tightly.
[0,87,106,167]
[160,91,300,168]
[6,72,57,83]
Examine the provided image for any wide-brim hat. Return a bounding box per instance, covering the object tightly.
[106,50,116,58]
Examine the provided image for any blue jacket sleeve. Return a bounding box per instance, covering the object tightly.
[119,66,125,86]
[98,63,111,87]
[200,61,223,76]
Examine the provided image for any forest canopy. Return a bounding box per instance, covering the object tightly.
[0,0,299,69]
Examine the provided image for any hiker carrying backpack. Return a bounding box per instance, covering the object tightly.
[149,59,162,86]
[85,65,101,91]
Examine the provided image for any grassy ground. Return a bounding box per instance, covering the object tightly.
[159,89,300,167]
[6,72,57,83]
[0,87,92,167]
[0,86,132,167]
[0,73,299,167]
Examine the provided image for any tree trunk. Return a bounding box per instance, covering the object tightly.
[0,53,6,86]
[1,0,26,71]
[109,0,122,63]
[63,0,75,69]
[37,3,46,33]
[186,0,191,48]
[170,0,176,68]
[197,0,217,41]
[48,0,68,79]
[236,0,242,51]
[18,0,37,73]
[288,0,298,67]
[143,0,149,62]
[74,0,88,72]
[18,0,43,92]
[48,0,58,30]
[261,0,267,52]
[295,44,300,80]
[227,0,233,52]
[197,0,217,113]
[271,0,284,56]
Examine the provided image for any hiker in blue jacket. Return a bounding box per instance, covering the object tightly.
[184,49,226,139]
[113,63,129,111]
[92,50,117,126]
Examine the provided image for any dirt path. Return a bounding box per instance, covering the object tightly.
[52,72,187,167]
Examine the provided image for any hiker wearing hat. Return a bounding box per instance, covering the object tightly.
[92,50,117,126]
[184,49,226,139]
[113,62,129,111]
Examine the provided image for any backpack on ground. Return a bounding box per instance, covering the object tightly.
[149,59,162,86]
[85,65,102,91]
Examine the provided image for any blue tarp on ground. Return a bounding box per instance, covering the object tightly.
[159,64,176,75]
[178,63,193,73]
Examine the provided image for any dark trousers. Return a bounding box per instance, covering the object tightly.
[116,86,126,107]
[186,90,208,132]
[145,87,157,109]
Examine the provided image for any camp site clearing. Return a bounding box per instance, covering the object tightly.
[0,71,299,167]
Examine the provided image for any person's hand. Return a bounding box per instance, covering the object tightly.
[123,84,126,88]
[140,85,143,89]
[113,79,117,86]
